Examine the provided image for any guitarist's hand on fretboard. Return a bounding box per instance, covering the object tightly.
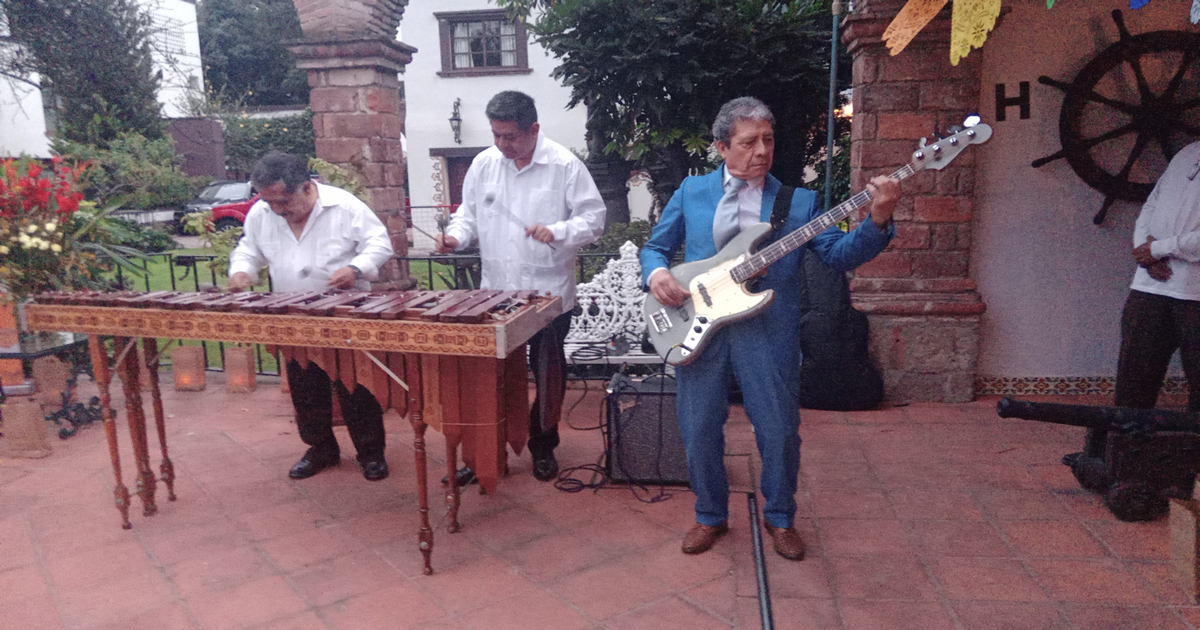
[866,176,903,229]
[648,268,691,307]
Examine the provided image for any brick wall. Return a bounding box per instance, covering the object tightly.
[843,0,985,402]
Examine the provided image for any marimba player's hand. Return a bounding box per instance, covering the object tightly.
[328,266,359,289]
[227,271,255,292]
[526,224,554,244]
[434,234,459,254]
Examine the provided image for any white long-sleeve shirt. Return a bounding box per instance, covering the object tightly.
[1132,141,1200,300]
[228,183,394,292]
[445,131,606,312]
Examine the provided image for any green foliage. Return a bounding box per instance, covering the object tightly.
[197,0,310,107]
[498,0,849,207]
[309,158,368,203]
[54,133,201,210]
[101,218,178,254]
[806,127,851,209]
[3,0,164,145]
[182,210,254,281]
[586,220,653,253]
[223,110,316,177]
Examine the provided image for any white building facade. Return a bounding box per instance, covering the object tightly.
[0,0,204,159]
[401,0,650,251]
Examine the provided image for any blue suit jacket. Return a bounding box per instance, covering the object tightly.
[639,167,893,364]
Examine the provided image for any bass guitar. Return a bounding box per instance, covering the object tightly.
[643,121,992,365]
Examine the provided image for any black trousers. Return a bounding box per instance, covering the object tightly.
[286,360,385,462]
[1114,290,1200,411]
[1087,290,1200,454]
[527,310,574,457]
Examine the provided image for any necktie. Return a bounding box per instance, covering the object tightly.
[712,176,747,250]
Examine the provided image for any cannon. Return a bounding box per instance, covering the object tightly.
[996,398,1200,522]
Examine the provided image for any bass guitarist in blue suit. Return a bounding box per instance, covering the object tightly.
[639,97,902,560]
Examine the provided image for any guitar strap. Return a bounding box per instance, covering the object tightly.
[770,185,795,233]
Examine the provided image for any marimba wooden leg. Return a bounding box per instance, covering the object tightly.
[89,335,131,529]
[142,338,175,501]
[410,411,434,575]
[115,337,156,516]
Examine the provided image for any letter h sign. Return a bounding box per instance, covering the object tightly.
[995,82,1030,122]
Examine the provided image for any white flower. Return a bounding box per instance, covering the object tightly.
[0,245,8,254]
[21,240,32,249]
[38,240,49,250]
[50,244,61,253]
[26,224,38,234]
[45,222,57,232]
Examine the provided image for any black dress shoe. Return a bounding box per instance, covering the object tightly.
[288,450,340,479]
[361,458,389,481]
[442,466,477,487]
[532,452,558,482]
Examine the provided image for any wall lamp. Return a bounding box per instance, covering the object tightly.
[449,98,462,145]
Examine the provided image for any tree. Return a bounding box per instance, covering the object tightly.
[2,0,165,145]
[498,0,847,210]
[197,0,309,107]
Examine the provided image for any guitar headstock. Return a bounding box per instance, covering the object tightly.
[911,120,992,172]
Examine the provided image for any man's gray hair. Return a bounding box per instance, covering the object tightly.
[712,97,775,145]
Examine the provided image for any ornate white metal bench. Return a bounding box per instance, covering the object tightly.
[564,241,661,365]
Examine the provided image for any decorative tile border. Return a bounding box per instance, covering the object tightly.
[975,375,1189,397]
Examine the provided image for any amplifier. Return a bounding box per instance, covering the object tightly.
[605,374,690,486]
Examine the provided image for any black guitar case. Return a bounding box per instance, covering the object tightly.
[797,247,885,411]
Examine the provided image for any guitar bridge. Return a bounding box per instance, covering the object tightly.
[649,308,673,334]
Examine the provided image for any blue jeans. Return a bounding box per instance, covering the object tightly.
[676,320,801,529]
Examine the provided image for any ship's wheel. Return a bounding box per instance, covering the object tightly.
[1032,10,1200,224]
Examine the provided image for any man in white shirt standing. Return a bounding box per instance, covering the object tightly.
[228,151,396,481]
[435,91,606,482]
[1112,141,1200,417]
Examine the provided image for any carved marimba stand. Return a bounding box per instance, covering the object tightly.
[25,289,561,575]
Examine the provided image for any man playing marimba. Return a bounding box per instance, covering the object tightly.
[228,151,396,481]
[435,91,607,482]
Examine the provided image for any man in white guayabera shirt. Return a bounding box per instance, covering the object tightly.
[1112,141,1200,417]
[435,91,606,484]
[228,151,395,482]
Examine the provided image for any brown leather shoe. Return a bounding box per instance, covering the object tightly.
[681,522,729,554]
[764,524,806,560]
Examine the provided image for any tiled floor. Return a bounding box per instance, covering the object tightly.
[1,374,1198,629]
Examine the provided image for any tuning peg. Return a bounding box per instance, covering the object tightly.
[946,124,965,135]
[963,114,981,127]
[918,137,928,148]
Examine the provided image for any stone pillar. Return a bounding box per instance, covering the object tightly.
[843,0,985,403]
[289,0,416,288]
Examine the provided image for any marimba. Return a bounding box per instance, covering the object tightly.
[25,289,562,574]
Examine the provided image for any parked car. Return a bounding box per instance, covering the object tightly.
[175,180,255,225]
[211,195,259,231]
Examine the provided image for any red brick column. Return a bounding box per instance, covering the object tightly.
[289,0,415,287]
[843,0,985,402]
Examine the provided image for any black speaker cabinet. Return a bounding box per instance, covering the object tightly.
[605,374,690,486]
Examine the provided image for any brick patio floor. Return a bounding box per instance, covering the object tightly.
[2,373,1198,629]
